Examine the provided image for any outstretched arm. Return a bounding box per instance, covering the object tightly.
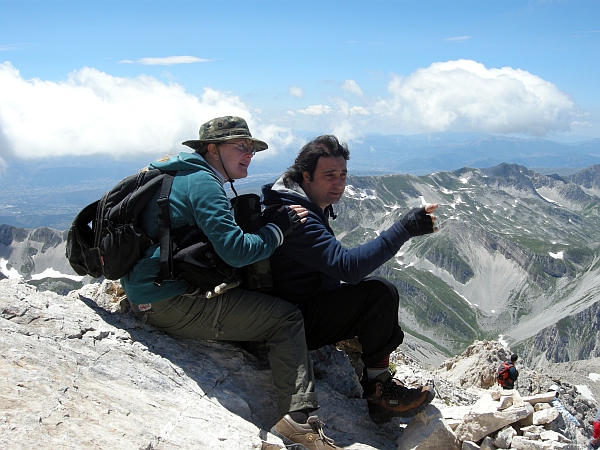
[282,203,439,284]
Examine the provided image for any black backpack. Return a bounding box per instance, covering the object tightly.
[66,169,171,280]
[65,168,238,292]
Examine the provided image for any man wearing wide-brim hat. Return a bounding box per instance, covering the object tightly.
[121,116,339,449]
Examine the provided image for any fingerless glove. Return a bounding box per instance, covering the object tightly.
[265,205,302,238]
[399,207,434,237]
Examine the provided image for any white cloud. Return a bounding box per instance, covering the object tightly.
[341,79,364,98]
[373,59,578,136]
[0,62,260,159]
[350,106,369,115]
[252,124,304,159]
[444,36,471,42]
[298,105,332,115]
[572,120,592,127]
[289,86,304,98]
[331,120,359,142]
[119,56,211,65]
[0,44,30,51]
[0,59,584,164]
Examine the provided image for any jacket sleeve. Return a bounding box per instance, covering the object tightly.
[281,210,412,284]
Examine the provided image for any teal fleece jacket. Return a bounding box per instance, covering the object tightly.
[121,151,282,304]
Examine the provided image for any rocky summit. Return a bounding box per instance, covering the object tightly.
[1,278,599,449]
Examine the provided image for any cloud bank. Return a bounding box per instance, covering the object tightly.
[0,62,292,161]
[0,59,582,162]
[298,60,579,140]
[375,59,578,136]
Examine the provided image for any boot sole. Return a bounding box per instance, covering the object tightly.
[369,389,435,424]
[269,427,311,450]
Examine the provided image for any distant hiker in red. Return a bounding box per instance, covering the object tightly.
[497,353,519,390]
[589,407,600,449]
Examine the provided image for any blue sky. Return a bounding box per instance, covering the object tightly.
[0,0,599,164]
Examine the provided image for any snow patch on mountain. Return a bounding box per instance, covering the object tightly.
[577,384,595,401]
[344,184,377,200]
[30,268,85,281]
[0,258,20,279]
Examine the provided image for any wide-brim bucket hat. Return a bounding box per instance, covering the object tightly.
[182,116,268,152]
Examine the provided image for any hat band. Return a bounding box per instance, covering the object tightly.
[205,128,252,140]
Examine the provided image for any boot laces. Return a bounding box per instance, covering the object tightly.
[307,416,337,447]
[380,376,419,402]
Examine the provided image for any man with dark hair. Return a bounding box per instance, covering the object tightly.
[262,135,438,425]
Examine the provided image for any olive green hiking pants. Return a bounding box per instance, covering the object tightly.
[130,286,318,416]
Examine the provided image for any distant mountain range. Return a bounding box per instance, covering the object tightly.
[348,133,600,176]
[330,162,600,367]
[1,133,599,229]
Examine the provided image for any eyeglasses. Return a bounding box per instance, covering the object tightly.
[222,142,256,156]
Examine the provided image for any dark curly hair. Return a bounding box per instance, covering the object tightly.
[283,135,350,187]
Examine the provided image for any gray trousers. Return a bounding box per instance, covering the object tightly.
[130,286,318,416]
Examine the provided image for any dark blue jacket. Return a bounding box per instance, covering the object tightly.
[261,177,413,304]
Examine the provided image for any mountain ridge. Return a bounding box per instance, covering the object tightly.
[2,133,600,229]
[2,162,600,371]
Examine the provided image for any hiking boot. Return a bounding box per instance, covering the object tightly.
[270,414,340,450]
[362,371,435,424]
[261,441,284,450]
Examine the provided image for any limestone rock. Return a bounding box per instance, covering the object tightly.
[454,392,534,442]
[511,435,576,449]
[522,392,558,406]
[0,279,398,450]
[499,395,514,410]
[540,430,571,443]
[1,279,595,449]
[396,407,461,450]
[436,340,509,389]
[480,436,499,449]
[494,425,517,448]
[533,407,560,425]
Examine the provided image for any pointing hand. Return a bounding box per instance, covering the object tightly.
[399,204,438,237]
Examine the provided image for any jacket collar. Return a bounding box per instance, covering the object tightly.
[269,176,337,220]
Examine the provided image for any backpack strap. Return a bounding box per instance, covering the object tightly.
[154,173,175,286]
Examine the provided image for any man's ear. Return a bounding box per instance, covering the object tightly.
[302,171,311,183]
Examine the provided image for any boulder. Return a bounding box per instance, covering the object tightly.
[455,392,534,442]
[397,407,460,450]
